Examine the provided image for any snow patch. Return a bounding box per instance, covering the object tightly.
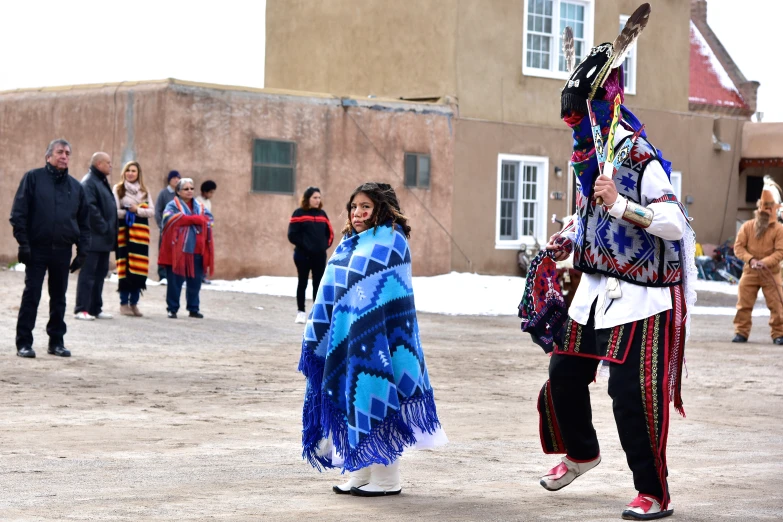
[690,21,739,94]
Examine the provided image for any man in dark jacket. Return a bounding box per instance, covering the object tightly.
[155,170,180,282]
[74,152,117,320]
[10,139,91,358]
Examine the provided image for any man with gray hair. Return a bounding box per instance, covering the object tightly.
[74,152,117,321]
[10,139,91,358]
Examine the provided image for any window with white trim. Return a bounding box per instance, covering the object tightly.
[496,154,549,249]
[670,171,682,201]
[619,15,638,95]
[523,0,594,80]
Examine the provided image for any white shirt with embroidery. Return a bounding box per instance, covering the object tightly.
[561,125,688,330]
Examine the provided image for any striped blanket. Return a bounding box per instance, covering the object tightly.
[299,222,442,471]
[117,203,150,293]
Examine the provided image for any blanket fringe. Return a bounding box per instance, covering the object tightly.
[299,345,441,472]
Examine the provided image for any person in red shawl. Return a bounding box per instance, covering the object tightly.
[158,177,214,319]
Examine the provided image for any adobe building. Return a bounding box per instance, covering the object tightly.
[266,0,759,274]
[0,80,455,278]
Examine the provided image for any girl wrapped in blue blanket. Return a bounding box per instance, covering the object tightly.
[298,182,447,496]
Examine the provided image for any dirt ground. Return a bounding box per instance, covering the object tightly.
[0,269,782,521]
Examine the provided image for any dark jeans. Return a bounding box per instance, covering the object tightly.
[74,251,110,316]
[120,289,141,306]
[294,251,327,312]
[166,255,203,313]
[16,247,72,349]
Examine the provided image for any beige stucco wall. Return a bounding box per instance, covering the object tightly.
[265,0,458,100]
[452,108,742,274]
[742,122,783,158]
[266,0,691,126]
[0,83,454,278]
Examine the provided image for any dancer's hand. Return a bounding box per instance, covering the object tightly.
[594,175,618,207]
[545,234,571,261]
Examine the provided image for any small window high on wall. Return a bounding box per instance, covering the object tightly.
[252,139,296,194]
[404,153,431,189]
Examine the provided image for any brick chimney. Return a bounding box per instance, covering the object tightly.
[739,81,760,114]
[691,0,707,24]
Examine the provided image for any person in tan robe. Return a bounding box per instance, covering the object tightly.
[733,179,783,344]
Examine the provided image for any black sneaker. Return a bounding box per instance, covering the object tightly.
[47,345,71,357]
[774,337,783,345]
[167,310,177,319]
[732,334,748,343]
[17,346,36,358]
[189,311,204,319]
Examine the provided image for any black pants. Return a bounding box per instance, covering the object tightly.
[294,251,327,312]
[74,251,110,316]
[16,247,72,349]
[548,308,671,502]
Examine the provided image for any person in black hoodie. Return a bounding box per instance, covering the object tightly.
[288,186,334,324]
[74,152,117,321]
[10,139,91,358]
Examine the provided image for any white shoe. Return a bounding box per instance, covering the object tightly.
[74,311,95,321]
[351,460,402,496]
[332,467,371,494]
[295,311,307,324]
[540,455,601,491]
[96,312,113,319]
[160,279,168,285]
[621,494,673,520]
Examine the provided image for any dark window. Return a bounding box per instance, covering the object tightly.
[252,139,296,193]
[404,153,431,189]
[746,175,763,203]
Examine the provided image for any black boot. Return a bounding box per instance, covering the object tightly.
[731,334,748,343]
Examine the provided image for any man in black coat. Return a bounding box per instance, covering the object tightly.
[10,139,91,358]
[74,152,117,321]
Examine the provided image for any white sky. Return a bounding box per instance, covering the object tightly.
[0,0,267,91]
[0,0,779,121]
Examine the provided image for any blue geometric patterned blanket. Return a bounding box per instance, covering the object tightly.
[298,222,441,471]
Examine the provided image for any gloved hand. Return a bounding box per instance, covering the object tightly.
[125,211,137,227]
[69,253,87,273]
[17,246,32,265]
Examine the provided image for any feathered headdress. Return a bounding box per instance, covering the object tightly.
[560,3,651,117]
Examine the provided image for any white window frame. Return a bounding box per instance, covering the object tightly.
[495,154,549,249]
[522,0,595,81]
[619,15,638,95]
[670,171,682,201]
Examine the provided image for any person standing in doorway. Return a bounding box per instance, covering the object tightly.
[196,180,217,284]
[288,186,334,324]
[10,139,90,358]
[113,161,155,317]
[155,170,181,283]
[74,152,117,321]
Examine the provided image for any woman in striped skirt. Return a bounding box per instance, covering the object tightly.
[113,161,155,317]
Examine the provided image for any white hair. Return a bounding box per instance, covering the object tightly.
[176,178,195,193]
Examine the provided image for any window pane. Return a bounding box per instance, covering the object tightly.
[252,166,294,193]
[254,139,294,166]
[500,161,518,240]
[404,153,417,186]
[417,155,430,188]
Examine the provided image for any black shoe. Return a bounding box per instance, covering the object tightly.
[732,334,748,343]
[16,346,36,358]
[189,311,204,318]
[167,311,177,319]
[350,486,402,497]
[47,345,71,357]
[774,337,783,345]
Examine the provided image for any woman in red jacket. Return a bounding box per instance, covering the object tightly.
[288,186,334,324]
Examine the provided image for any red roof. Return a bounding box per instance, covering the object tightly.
[689,21,748,110]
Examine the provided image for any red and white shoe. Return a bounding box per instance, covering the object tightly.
[621,494,674,520]
[539,455,601,491]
